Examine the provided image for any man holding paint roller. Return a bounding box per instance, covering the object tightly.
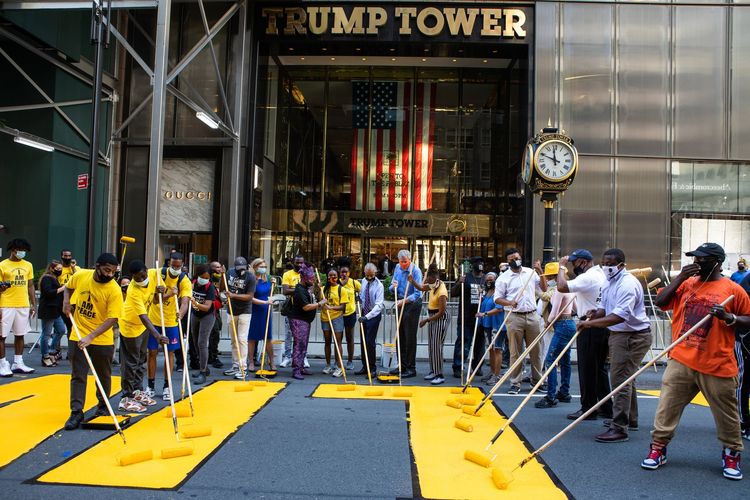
[576,248,651,443]
[208,261,225,368]
[223,257,256,379]
[62,253,123,430]
[390,249,423,378]
[145,253,192,401]
[356,263,384,376]
[494,248,547,394]
[451,256,485,379]
[641,242,750,480]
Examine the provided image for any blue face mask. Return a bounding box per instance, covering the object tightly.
[15,251,26,260]
[197,277,209,286]
[257,267,267,275]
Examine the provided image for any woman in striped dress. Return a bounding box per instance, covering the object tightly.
[410,264,450,385]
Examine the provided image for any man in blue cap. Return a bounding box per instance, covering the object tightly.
[556,249,611,421]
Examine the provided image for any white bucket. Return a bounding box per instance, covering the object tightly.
[272,340,284,366]
[381,343,398,369]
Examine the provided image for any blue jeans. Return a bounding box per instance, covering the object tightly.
[41,316,67,357]
[545,319,576,399]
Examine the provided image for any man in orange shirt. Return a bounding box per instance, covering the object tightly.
[642,243,750,481]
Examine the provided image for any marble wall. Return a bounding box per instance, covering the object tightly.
[160,159,215,232]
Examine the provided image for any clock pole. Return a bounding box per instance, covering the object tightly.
[541,194,557,265]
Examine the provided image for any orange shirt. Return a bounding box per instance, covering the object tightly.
[659,277,750,377]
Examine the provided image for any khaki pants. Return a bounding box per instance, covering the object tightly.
[506,313,543,385]
[230,313,250,369]
[652,358,743,451]
[609,330,652,432]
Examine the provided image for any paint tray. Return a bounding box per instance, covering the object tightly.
[81,414,132,430]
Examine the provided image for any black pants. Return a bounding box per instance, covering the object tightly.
[452,309,482,371]
[360,314,381,371]
[737,336,750,431]
[209,311,222,361]
[577,326,613,416]
[399,301,421,371]
[120,331,148,398]
[69,341,114,413]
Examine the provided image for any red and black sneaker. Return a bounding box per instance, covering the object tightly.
[641,445,667,470]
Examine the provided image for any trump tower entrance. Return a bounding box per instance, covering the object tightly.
[251,4,533,274]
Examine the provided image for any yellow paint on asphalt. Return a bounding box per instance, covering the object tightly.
[0,374,122,468]
[312,384,566,500]
[638,389,709,407]
[37,381,285,489]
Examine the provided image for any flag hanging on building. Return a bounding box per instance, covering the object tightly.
[351,81,435,211]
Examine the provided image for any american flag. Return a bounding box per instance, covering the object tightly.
[350,81,435,211]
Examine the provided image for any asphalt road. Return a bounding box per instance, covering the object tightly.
[0,353,747,499]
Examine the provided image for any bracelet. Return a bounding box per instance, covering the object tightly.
[726,313,737,326]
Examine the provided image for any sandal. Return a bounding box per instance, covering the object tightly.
[42,356,57,367]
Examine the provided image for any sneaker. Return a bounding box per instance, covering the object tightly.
[346,361,354,370]
[430,376,445,385]
[323,365,334,375]
[11,360,35,374]
[424,372,436,381]
[304,357,311,368]
[112,358,119,366]
[162,386,171,401]
[118,397,147,413]
[94,406,108,417]
[534,396,558,408]
[555,392,572,403]
[223,365,239,376]
[452,368,462,379]
[507,384,520,394]
[480,373,493,383]
[332,368,343,378]
[722,448,743,480]
[212,358,224,369]
[193,372,207,385]
[64,411,84,430]
[132,390,156,406]
[538,383,548,392]
[742,427,750,442]
[234,371,246,380]
[144,387,156,399]
[176,365,183,372]
[641,446,667,470]
[279,357,292,368]
[485,374,500,386]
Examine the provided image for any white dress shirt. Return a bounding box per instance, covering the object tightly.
[494,267,542,312]
[601,270,651,332]
[566,265,606,314]
[360,277,385,320]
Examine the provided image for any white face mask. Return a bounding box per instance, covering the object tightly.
[197,277,210,286]
[168,267,181,277]
[15,251,26,260]
[135,277,149,288]
[257,267,267,275]
[602,265,623,281]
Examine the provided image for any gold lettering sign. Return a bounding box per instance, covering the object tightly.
[163,191,213,201]
[261,6,527,38]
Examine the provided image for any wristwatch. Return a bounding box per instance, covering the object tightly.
[725,313,737,326]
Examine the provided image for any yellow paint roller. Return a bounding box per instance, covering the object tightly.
[449,388,463,394]
[492,467,514,490]
[463,449,494,468]
[164,405,192,418]
[179,425,212,439]
[629,266,652,278]
[116,449,153,466]
[336,385,357,392]
[454,418,474,432]
[392,389,412,398]
[462,405,483,416]
[446,399,463,409]
[377,373,400,384]
[647,278,662,289]
[458,396,478,405]
[255,370,277,378]
[365,389,384,397]
[161,444,194,460]
[118,236,136,271]
[233,384,255,392]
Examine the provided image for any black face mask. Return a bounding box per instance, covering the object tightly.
[509,259,522,270]
[96,270,115,283]
[237,269,246,277]
[573,265,586,276]
[472,263,483,272]
[739,264,746,271]
[697,259,718,278]
[365,276,375,281]
[53,269,62,276]
[61,258,72,265]
[485,281,495,289]
[293,264,302,272]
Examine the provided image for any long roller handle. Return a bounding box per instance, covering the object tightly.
[222,272,245,381]
[156,262,179,440]
[356,301,373,385]
[258,280,275,375]
[175,297,194,415]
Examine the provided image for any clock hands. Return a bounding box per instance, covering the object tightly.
[540,152,559,165]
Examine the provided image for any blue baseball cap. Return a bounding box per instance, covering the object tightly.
[569,249,594,261]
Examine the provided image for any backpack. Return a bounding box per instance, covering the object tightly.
[161,267,188,289]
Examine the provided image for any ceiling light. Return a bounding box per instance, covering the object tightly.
[355,47,361,51]
[300,57,305,61]
[288,47,294,51]
[330,57,336,61]
[195,111,219,129]
[391,58,396,61]
[483,59,488,63]
[423,48,429,52]
[321,47,327,51]
[389,48,395,52]
[13,136,54,152]
[361,57,367,61]
[452,59,457,62]
[421,58,426,62]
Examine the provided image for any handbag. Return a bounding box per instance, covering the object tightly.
[280,296,294,317]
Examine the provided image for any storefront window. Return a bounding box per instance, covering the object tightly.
[671,161,749,213]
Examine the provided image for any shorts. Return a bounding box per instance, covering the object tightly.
[321,316,345,333]
[1,308,30,337]
[343,313,357,329]
[148,325,180,351]
[487,326,506,350]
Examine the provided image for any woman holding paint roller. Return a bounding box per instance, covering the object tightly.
[37,260,67,368]
[189,264,217,385]
[410,264,450,384]
[475,272,506,386]
[321,268,352,377]
[286,265,324,380]
[247,258,275,373]
[339,262,361,371]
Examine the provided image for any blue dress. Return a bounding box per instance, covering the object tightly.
[248,278,273,341]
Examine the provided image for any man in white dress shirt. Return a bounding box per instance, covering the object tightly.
[356,263,384,376]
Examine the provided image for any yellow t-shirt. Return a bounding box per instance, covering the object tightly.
[322,284,351,322]
[0,259,33,308]
[428,281,448,310]
[120,269,158,338]
[58,265,78,285]
[282,269,301,288]
[147,268,192,327]
[341,278,361,316]
[66,270,123,346]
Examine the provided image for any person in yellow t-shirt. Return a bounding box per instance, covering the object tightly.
[62,253,123,431]
[0,238,36,377]
[339,264,361,371]
[280,255,305,367]
[118,260,168,413]
[146,252,192,401]
[58,249,79,286]
[321,268,352,378]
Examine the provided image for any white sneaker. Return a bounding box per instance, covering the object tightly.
[0,359,12,377]
[304,357,311,368]
[133,389,156,406]
[279,357,291,368]
[323,365,334,375]
[345,361,354,370]
[162,387,171,401]
[234,371,246,380]
[11,359,35,374]
[118,397,147,413]
[332,368,343,378]
[143,387,156,398]
[223,365,239,376]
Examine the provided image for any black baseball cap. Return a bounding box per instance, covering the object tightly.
[686,243,726,260]
[569,249,594,261]
[233,257,248,270]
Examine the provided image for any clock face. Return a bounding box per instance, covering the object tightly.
[521,144,533,183]
[534,140,577,182]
